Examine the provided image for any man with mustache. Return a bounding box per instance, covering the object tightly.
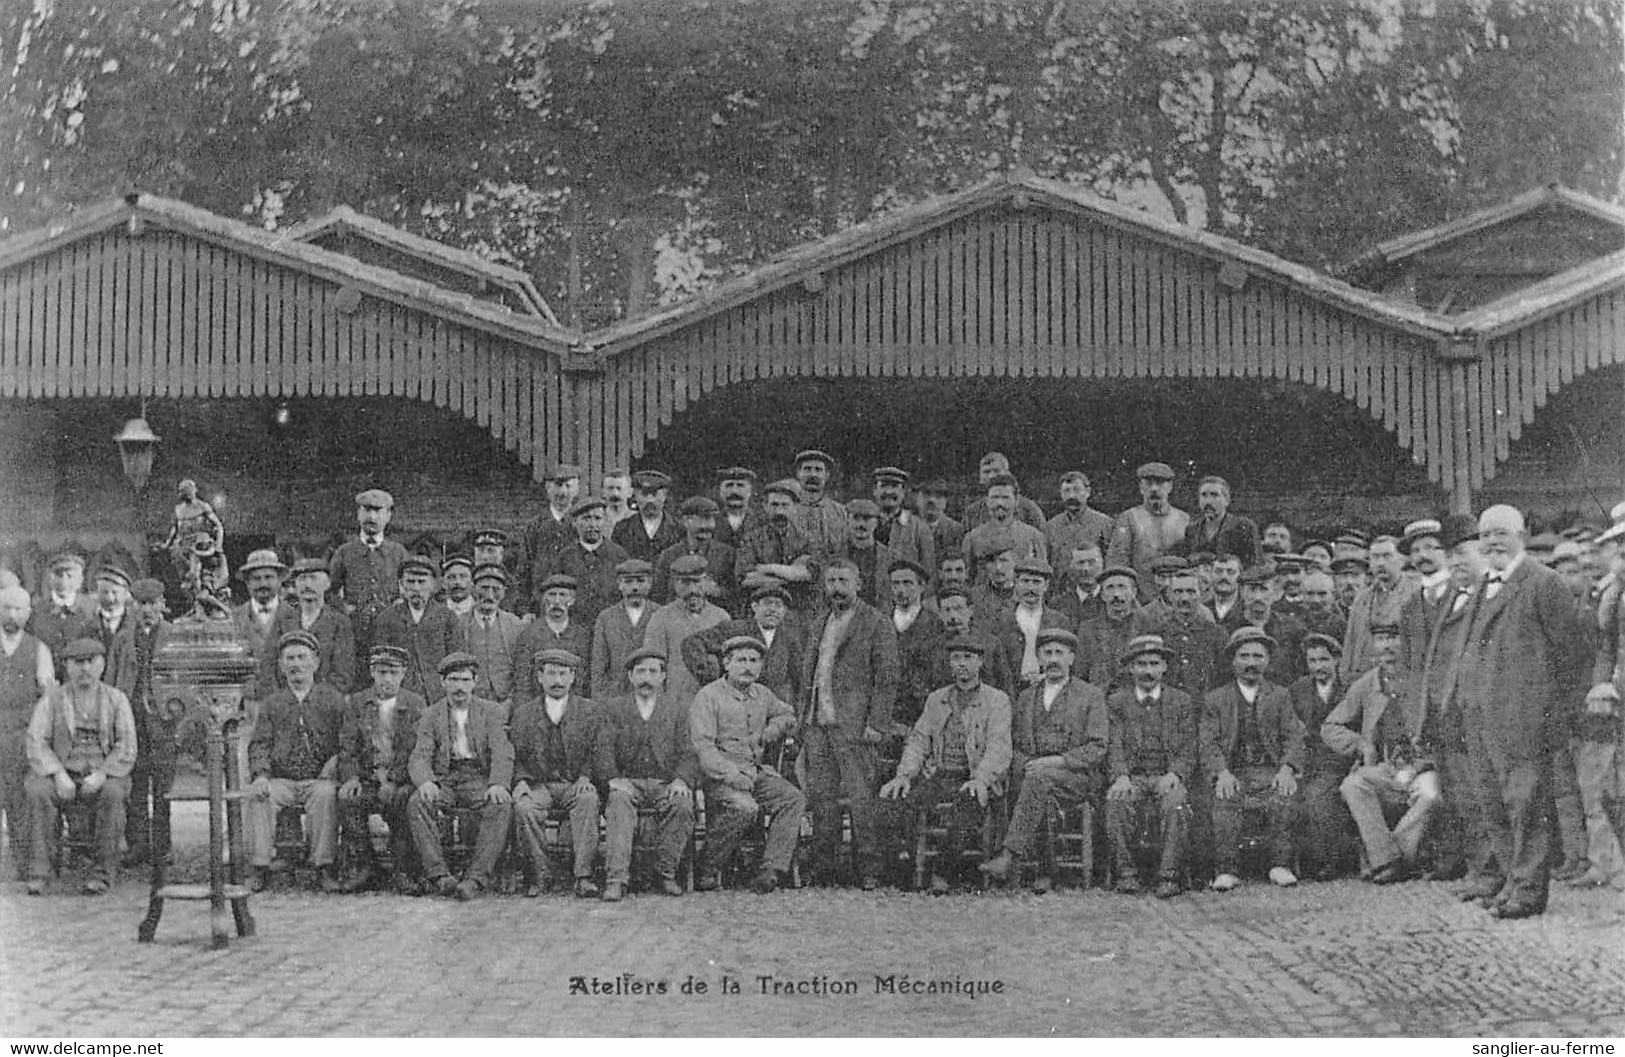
[1107,462,1191,602]
[962,475,1048,588]
[232,550,289,659]
[654,496,737,608]
[28,552,96,683]
[601,468,635,531]
[1332,553,1371,612]
[1211,554,1245,630]
[513,574,592,697]
[540,496,631,627]
[1181,476,1258,567]
[991,560,1074,692]
[886,561,946,734]
[980,628,1107,893]
[521,464,583,609]
[683,584,806,706]
[254,559,356,697]
[1202,626,1306,892]
[1341,535,1417,683]
[1044,471,1114,571]
[0,585,53,878]
[329,489,408,673]
[711,467,761,549]
[1151,570,1225,698]
[962,452,1045,530]
[644,556,732,706]
[458,564,526,710]
[121,579,174,869]
[510,648,603,898]
[336,645,424,893]
[930,589,1015,703]
[372,555,461,699]
[612,469,683,565]
[870,466,935,575]
[1050,542,1107,628]
[589,559,657,701]
[734,479,818,613]
[1233,565,1309,686]
[842,499,895,610]
[439,555,476,621]
[1297,569,1348,643]
[790,449,850,559]
[1077,567,1154,694]
[1290,633,1356,880]
[916,479,966,561]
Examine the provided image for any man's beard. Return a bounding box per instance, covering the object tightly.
[0,620,19,635]
[1063,497,1083,512]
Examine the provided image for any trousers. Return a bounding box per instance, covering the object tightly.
[1004,758,1095,859]
[800,724,880,876]
[246,777,339,867]
[1104,775,1188,881]
[25,774,129,882]
[604,777,695,883]
[701,770,804,876]
[1467,722,1551,907]
[339,782,416,877]
[513,781,601,880]
[1211,765,1299,874]
[407,771,511,886]
[1341,763,1441,868]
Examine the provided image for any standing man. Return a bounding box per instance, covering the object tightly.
[541,496,630,626]
[682,585,806,706]
[1045,471,1115,568]
[596,647,700,899]
[601,468,635,531]
[1076,567,1152,694]
[232,550,288,659]
[791,449,849,559]
[440,555,476,622]
[734,479,818,613]
[512,575,592,699]
[713,467,761,549]
[372,555,461,699]
[797,559,899,889]
[0,586,53,878]
[842,500,895,609]
[255,559,355,697]
[510,649,603,898]
[962,453,1045,529]
[1152,570,1226,698]
[1108,462,1191,600]
[931,589,1016,703]
[406,653,513,901]
[991,559,1073,692]
[521,464,583,607]
[613,470,683,563]
[1210,554,1244,630]
[1341,535,1416,683]
[917,480,966,561]
[962,475,1047,584]
[1233,565,1310,687]
[1454,505,1591,919]
[329,489,407,676]
[643,555,732,706]
[90,567,136,693]
[1202,627,1305,891]
[872,467,935,574]
[121,579,174,869]
[458,565,526,710]
[653,496,736,609]
[1290,633,1356,880]
[689,635,804,893]
[28,552,96,681]
[1397,518,1452,673]
[335,645,424,893]
[471,530,513,585]
[1181,476,1258,566]
[1050,543,1107,628]
[589,559,656,700]
[22,638,135,895]
[888,561,945,733]
[1332,554,1371,613]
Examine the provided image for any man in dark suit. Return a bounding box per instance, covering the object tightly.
[1049,541,1107,629]
[519,464,583,611]
[989,559,1073,692]
[1288,633,1355,879]
[510,648,603,898]
[589,559,656,700]
[612,470,684,564]
[1181,475,1258,567]
[371,555,461,699]
[28,552,97,680]
[254,559,356,697]
[886,561,945,734]
[712,467,762,550]
[120,579,175,869]
[512,574,592,701]
[328,489,408,675]
[596,647,700,899]
[1232,565,1310,687]
[1201,626,1306,891]
[653,496,736,610]
[90,567,137,695]
[538,497,630,628]
[336,645,424,893]
[682,585,805,706]
[797,558,899,888]
[231,549,288,661]
[1076,567,1154,695]
[1453,505,1592,918]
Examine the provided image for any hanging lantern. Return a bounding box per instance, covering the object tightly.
[115,416,161,494]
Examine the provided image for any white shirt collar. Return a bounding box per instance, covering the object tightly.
[544,696,568,725]
[1136,685,1162,703]
[1236,681,1260,704]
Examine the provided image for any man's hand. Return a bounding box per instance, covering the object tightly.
[1107,776,1134,801]
[1155,772,1183,796]
[1214,769,1240,800]
[512,780,531,802]
[53,772,76,801]
[486,784,511,805]
[80,770,106,795]
[338,777,362,801]
[879,776,910,800]
[862,726,885,745]
[571,776,594,797]
[668,778,691,802]
[960,777,989,808]
[416,780,441,804]
[1026,755,1065,773]
[248,775,272,801]
[1271,765,1298,798]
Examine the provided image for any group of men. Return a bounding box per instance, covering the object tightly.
[3,449,1622,919]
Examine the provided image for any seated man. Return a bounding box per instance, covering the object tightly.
[1323,621,1440,884]
[23,638,137,895]
[980,628,1107,893]
[246,630,346,892]
[689,635,804,893]
[879,635,1012,895]
[1104,634,1197,898]
[406,652,514,901]
[1290,633,1357,879]
[510,648,602,898]
[1201,626,1307,891]
[336,645,424,893]
[596,646,699,899]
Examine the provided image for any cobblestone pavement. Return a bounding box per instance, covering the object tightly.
[2,806,1622,1037]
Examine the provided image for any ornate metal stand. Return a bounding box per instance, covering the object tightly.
[137,614,258,948]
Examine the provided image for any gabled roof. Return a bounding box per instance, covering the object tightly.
[286,205,559,325]
[1451,247,1625,340]
[0,193,580,355]
[1368,183,1625,266]
[589,171,1453,357]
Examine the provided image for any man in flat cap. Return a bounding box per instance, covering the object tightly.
[512,574,591,700]
[1394,518,1450,674]
[329,488,407,676]
[962,453,1045,530]
[1108,462,1191,601]
[537,495,630,628]
[613,470,684,564]
[254,558,356,698]
[1104,634,1197,897]
[246,629,347,892]
[1296,567,1348,644]
[842,499,895,610]
[1046,471,1114,571]
[981,627,1108,893]
[1210,553,1245,631]
[683,584,806,706]
[1076,567,1153,695]
[962,474,1048,587]
[459,564,526,710]
[1341,534,1416,683]
[121,579,175,869]
[1140,554,1190,628]
[990,559,1073,691]
[930,588,1016,702]
[1290,632,1356,879]
[916,480,966,561]
[1261,519,1297,557]
[1182,475,1258,567]
[871,467,935,575]
[653,495,737,609]
[887,560,946,734]
[510,648,603,898]
[689,635,804,893]
[589,559,657,700]
[29,551,96,682]
[90,566,136,694]
[1201,626,1306,891]
[1321,621,1439,885]
[601,468,635,530]
[1050,541,1108,630]
[0,584,54,877]
[1233,564,1309,686]
[1152,567,1226,698]
[646,555,733,707]
[232,549,289,659]
[336,645,425,893]
[22,638,135,894]
[713,467,761,549]
[471,529,511,578]
[373,555,461,699]
[521,464,584,610]
[790,449,849,559]
[880,634,1012,893]
[734,479,818,612]
[797,557,899,888]
[1331,553,1371,613]
[440,554,476,622]
[596,646,700,898]
[969,545,1019,625]
[407,652,514,900]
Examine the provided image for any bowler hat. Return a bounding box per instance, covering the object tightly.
[1224,626,1278,655]
[1438,513,1481,551]
[239,549,288,576]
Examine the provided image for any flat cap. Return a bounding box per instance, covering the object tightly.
[720,635,766,657]
[762,479,803,502]
[1098,565,1139,586]
[1526,532,1562,555]
[872,466,910,484]
[1238,565,1276,586]
[1036,628,1078,650]
[355,488,394,508]
[397,555,436,578]
[48,551,85,572]
[571,496,607,517]
[539,573,579,592]
[750,584,791,604]
[1368,621,1402,637]
[546,463,583,482]
[943,634,987,657]
[845,498,882,518]
[1135,461,1176,481]
[1058,470,1092,487]
[631,469,672,490]
[533,648,582,669]
[1399,518,1444,554]
[669,554,709,579]
[1148,555,1189,575]
[716,466,758,482]
[615,559,655,577]
[1270,552,1312,569]
[472,563,509,585]
[1014,558,1054,579]
[794,449,835,468]
[291,557,329,576]
[1303,632,1343,656]
[436,651,480,675]
[1551,540,1585,565]
[679,496,720,517]
[1186,551,1217,567]
[239,549,288,576]
[1334,531,1371,550]
[624,645,667,670]
[441,553,474,573]
[887,558,930,582]
[472,529,509,548]
[369,645,410,668]
[1120,634,1174,665]
[94,566,131,588]
[1224,626,1278,654]
[61,637,106,661]
[918,479,950,496]
[129,578,165,604]
[1330,555,1370,573]
[276,629,320,655]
